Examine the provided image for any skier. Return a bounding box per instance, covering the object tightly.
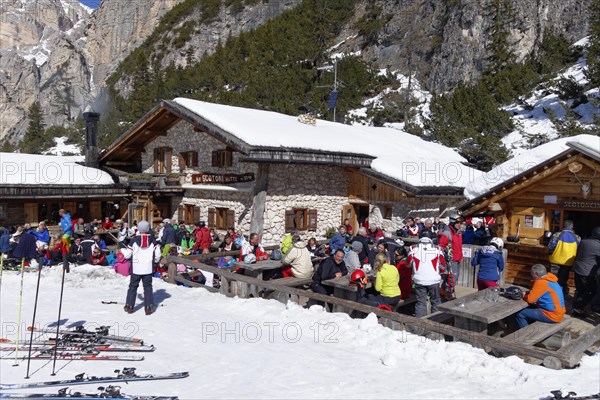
[471,237,505,290]
[121,220,161,315]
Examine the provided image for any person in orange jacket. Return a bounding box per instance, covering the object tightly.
[515,264,565,328]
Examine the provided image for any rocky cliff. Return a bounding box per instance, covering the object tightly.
[0,0,594,147]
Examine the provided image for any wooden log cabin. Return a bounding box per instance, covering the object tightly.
[99,98,478,244]
[459,135,600,288]
[0,152,128,228]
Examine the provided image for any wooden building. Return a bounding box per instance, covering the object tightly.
[99,98,476,244]
[460,136,600,287]
[0,153,128,227]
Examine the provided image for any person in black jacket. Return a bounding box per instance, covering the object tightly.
[80,231,97,262]
[160,219,176,257]
[309,249,348,307]
[572,226,600,316]
[351,227,370,263]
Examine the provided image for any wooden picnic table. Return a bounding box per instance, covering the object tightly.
[230,260,283,298]
[321,274,375,314]
[437,286,529,334]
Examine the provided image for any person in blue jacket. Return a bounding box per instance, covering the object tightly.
[32,221,50,244]
[59,209,73,251]
[471,237,504,290]
[329,225,347,253]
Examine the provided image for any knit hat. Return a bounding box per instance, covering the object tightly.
[351,241,363,252]
[138,220,150,233]
[163,218,171,225]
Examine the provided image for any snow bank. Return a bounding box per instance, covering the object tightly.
[0,265,598,399]
[173,98,482,188]
[465,134,600,200]
[0,152,114,185]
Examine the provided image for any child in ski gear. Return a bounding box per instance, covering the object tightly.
[471,237,505,290]
[121,220,161,315]
[515,264,565,328]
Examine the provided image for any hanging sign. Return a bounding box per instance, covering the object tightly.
[191,172,255,185]
[559,199,600,210]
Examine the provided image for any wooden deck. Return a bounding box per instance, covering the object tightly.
[165,255,600,370]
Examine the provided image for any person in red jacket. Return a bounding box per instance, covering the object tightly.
[438,214,463,300]
[193,221,212,254]
[394,246,412,300]
[102,217,114,230]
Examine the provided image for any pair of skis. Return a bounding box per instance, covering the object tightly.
[0,386,178,399]
[0,368,187,399]
[27,326,144,344]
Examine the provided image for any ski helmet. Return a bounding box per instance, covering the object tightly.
[419,229,435,240]
[349,269,368,288]
[489,237,504,250]
[449,214,463,224]
[504,286,523,300]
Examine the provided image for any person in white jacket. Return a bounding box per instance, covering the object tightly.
[281,237,314,279]
[407,237,446,317]
[121,220,161,315]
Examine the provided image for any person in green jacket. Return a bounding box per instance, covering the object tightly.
[280,228,299,255]
[359,253,401,308]
[180,230,195,255]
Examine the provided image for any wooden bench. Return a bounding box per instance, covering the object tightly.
[395,295,416,310]
[271,277,312,287]
[502,317,572,346]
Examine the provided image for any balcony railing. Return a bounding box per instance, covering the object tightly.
[125,174,183,190]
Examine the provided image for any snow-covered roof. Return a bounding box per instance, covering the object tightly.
[173,98,481,188]
[464,134,600,200]
[0,153,114,185]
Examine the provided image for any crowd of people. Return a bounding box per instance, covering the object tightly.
[2,210,598,326]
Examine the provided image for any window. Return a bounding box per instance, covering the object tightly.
[285,208,317,232]
[179,151,198,169]
[211,148,233,168]
[383,205,393,220]
[154,147,172,174]
[208,207,234,230]
[178,204,200,225]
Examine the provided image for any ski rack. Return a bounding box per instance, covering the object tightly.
[167,255,600,370]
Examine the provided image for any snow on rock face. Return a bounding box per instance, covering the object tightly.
[173,98,483,188]
[0,152,113,185]
[0,264,598,399]
[464,134,600,200]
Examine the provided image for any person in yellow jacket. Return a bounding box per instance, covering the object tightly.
[358,253,401,308]
[280,228,299,255]
[548,220,581,297]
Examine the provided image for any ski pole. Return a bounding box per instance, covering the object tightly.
[13,257,26,367]
[25,259,44,378]
[51,262,68,376]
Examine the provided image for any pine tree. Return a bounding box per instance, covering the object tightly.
[21,101,48,154]
[586,0,600,88]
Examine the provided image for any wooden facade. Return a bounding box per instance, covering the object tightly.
[461,145,600,288]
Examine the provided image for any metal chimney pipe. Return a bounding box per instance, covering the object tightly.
[82,112,100,168]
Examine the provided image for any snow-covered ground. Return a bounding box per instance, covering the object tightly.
[1,265,598,399]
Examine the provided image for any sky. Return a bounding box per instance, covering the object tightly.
[79,0,100,9]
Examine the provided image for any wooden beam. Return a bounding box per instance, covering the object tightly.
[250,164,269,238]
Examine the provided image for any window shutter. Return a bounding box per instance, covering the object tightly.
[153,148,160,173]
[166,148,172,173]
[308,209,318,231]
[225,150,232,167]
[226,209,235,228]
[178,153,186,170]
[285,209,295,233]
[178,205,185,223]
[208,208,216,229]
[192,206,201,223]
[211,150,218,167]
[191,151,198,167]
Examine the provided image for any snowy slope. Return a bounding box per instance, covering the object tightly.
[0,265,598,399]
[174,98,481,188]
[464,134,600,200]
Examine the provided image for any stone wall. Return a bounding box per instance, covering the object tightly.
[142,120,257,181]
[177,190,254,234]
[262,164,350,245]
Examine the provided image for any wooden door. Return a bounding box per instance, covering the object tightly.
[24,203,38,225]
[342,204,357,233]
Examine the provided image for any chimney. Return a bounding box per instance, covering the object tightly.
[83,111,100,168]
